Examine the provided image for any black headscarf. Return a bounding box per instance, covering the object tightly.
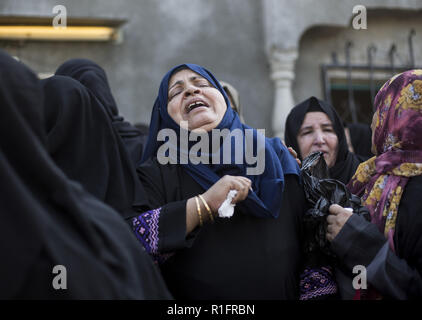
[55,59,146,166]
[284,96,361,184]
[347,122,373,159]
[41,75,148,219]
[0,50,171,299]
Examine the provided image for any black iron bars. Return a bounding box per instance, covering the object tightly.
[367,44,377,112]
[408,29,416,69]
[345,41,358,123]
[389,43,397,76]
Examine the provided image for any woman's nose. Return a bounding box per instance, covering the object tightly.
[184,85,200,97]
[313,131,326,145]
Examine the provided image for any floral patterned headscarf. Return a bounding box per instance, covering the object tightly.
[347,70,422,252]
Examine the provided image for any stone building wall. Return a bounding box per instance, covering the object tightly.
[1,0,421,136]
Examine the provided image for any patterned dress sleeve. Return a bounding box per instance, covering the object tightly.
[135,158,200,264]
[132,208,170,264]
[131,199,194,265]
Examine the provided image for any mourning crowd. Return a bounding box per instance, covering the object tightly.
[1,49,422,300]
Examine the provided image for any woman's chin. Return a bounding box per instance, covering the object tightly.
[325,158,335,168]
[188,116,219,132]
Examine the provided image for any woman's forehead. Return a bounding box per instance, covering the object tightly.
[168,69,204,87]
[301,111,332,127]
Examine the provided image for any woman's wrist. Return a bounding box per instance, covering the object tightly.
[199,193,215,223]
[186,198,200,234]
[186,194,217,234]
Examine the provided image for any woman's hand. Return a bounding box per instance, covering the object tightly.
[326,204,353,241]
[287,147,301,167]
[201,175,252,214]
[282,140,301,167]
[185,175,251,233]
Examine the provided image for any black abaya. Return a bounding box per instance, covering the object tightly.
[55,59,147,166]
[331,175,422,299]
[41,75,148,219]
[137,158,307,299]
[0,50,171,299]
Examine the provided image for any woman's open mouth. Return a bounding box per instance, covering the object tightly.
[186,100,209,114]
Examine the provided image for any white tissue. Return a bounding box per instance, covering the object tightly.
[218,190,238,218]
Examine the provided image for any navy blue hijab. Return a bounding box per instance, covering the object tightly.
[141,64,300,218]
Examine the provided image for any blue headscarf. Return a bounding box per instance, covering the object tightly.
[141,63,300,218]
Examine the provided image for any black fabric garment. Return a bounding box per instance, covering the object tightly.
[137,157,307,299]
[347,122,373,159]
[0,50,171,299]
[331,175,422,299]
[41,75,148,220]
[55,59,147,166]
[284,96,361,184]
